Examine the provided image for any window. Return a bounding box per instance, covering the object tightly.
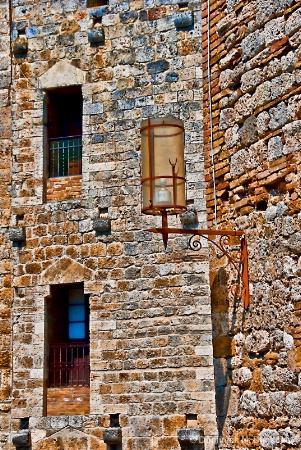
[69,289,87,339]
[46,284,89,387]
[87,0,108,7]
[46,86,82,178]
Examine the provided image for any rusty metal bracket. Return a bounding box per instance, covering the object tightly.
[146,224,250,309]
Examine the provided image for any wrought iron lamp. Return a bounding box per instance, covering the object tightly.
[140,117,250,309]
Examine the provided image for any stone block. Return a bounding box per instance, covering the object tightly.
[173,10,194,29]
[259,429,280,449]
[12,430,31,447]
[241,30,265,61]
[8,227,25,242]
[15,21,27,32]
[180,208,198,226]
[178,428,204,450]
[103,427,122,444]
[89,6,109,19]
[286,393,301,416]
[12,36,28,55]
[88,28,105,44]
[146,59,169,74]
[264,17,285,45]
[285,8,301,36]
[93,218,111,233]
[232,367,252,387]
[25,26,39,38]
[120,11,138,23]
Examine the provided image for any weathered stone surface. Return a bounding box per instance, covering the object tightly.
[2,1,218,448]
[89,7,109,19]
[103,427,122,444]
[173,10,194,28]
[146,60,169,74]
[287,233,301,255]
[12,430,31,447]
[245,331,270,354]
[178,428,204,449]
[240,390,256,413]
[286,393,301,416]
[259,429,280,449]
[92,219,111,233]
[232,367,252,387]
[8,227,25,242]
[88,28,105,44]
[180,208,198,226]
[12,36,28,55]
[39,60,85,89]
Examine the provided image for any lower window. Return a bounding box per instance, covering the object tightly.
[47,284,89,387]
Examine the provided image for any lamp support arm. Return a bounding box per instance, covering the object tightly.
[146,226,250,309]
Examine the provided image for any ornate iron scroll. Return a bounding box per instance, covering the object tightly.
[146,226,250,309]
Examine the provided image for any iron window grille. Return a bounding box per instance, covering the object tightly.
[48,343,90,387]
[49,135,82,178]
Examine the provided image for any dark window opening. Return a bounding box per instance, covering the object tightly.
[20,418,29,430]
[46,86,82,178]
[87,0,108,7]
[178,2,189,9]
[46,284,89,387]
[110,414,120,427]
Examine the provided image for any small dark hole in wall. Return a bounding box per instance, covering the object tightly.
[186,200,194,206]
[178,2,189,9]
[220,191,229,201]
[20,417,29,429]
[110,413,120,427]
[186,413,197,421]
[231,82,241,90]
[93,17,102,25]
[186,413,198,427]
[87,0,108,7]
[256,200,267,211]
[99,207,109,215]
[16,214,24,225]
[267,180,287,195]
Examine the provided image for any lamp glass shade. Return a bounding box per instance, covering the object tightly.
[141,118,186,215]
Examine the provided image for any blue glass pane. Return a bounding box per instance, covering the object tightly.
[69,305,85,322]
[69,322,85,339]
[69,289,84,304]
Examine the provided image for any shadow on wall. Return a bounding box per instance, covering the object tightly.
[210,266,243,444]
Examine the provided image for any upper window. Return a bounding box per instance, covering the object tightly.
[46,86,82,178]
[87,0,108,7]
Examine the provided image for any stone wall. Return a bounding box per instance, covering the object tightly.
[0,0,13,448]
[202,0,301,447]
[1,0,219,449]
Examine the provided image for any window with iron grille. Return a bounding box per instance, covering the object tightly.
[47,284,90,387]
[87,0,108,7]
[46,86,82,178]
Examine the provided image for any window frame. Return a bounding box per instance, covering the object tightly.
[45,85,83,179]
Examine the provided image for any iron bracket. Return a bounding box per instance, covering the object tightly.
[146,226,249,309]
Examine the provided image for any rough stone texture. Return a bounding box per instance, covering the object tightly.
[103,427,122,444]
[8,227,26,242]
[203,0,301,447]
[0,1,218,450]
[11,430,31,447]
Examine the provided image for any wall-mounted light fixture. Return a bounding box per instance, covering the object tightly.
[140,117,250,308]
[140,117,186,248]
